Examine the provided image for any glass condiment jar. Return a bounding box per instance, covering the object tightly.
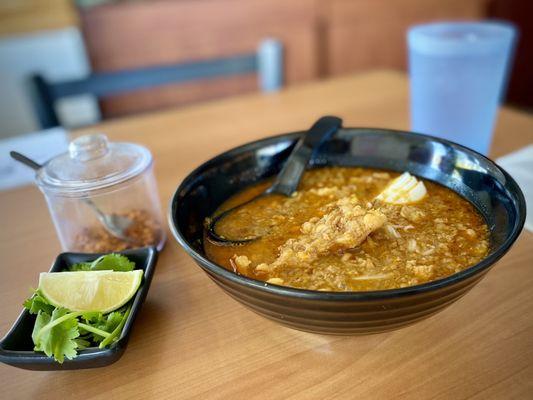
[36,133,166,252]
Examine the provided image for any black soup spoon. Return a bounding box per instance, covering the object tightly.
[206,115,343,245]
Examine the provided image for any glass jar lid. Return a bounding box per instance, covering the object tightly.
[36,133,152,196]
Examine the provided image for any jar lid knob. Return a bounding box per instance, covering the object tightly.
[69,134,109,161]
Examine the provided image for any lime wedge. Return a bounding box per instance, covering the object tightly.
[39,270,143,313]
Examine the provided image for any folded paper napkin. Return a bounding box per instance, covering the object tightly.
[497,145,533,232]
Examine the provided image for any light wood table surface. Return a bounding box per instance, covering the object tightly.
[1,71,532,399]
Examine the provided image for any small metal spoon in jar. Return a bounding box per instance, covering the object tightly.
[10,151,139,245]
[206,116,343,246]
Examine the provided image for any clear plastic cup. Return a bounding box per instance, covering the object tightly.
[408,21,517,155]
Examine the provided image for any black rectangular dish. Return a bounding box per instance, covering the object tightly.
[0,246,158,370]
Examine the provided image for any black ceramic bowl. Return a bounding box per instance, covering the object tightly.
[169,128,526,335]
[0,247,158,370]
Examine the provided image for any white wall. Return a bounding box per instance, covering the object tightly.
[0,27,99,138]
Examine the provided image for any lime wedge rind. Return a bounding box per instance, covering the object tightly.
[39,270,143,313]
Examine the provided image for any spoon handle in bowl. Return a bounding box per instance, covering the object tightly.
[268,116,342,197]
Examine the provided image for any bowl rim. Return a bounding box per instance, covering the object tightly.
[168,127,526,301]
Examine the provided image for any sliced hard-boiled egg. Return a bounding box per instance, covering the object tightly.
[375,172,427,204]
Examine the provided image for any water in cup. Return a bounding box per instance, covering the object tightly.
[408,21,517,155]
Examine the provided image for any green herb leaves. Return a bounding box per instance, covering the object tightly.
[78,309,127,344]
[23,291,54,315]
[23,254,137,363]
[70,254,135,272]
[32,308,80,363]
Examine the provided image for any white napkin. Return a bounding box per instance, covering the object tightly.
[0,128,69,190]
[497,145,533,232]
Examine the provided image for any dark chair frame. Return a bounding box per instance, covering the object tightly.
[29,39,283,129]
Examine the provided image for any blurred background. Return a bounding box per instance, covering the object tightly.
[0,0,531,138]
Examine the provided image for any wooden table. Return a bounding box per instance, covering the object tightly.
[1,71,532,399]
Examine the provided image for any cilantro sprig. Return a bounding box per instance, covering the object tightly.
[69,253,135,272]
[24,254,136,363]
